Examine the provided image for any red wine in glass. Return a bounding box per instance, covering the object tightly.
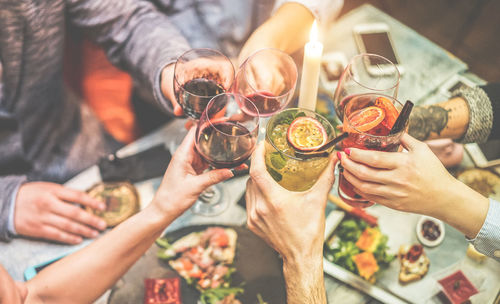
[197,120,255,169]
[243,91,281,117]
[176,78,225,120]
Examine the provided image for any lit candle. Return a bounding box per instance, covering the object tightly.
[298,20,323,111]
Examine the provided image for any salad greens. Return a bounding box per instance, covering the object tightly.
[324,217,394,276]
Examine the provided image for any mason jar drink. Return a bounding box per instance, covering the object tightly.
[265,108,336,191]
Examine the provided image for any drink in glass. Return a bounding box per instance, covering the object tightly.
[333,53,400,121]
[265,108,336,191]
[193,93,259,215]
[234,48,297,117]
[338,94,405,208]
[174,48,234,120]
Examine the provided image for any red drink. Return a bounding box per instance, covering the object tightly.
[244,91,281,117]
[196,120,255,169]
[338,94,404,208]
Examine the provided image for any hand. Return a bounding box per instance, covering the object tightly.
[152,127,234,218]
[160,64,183,116]
[246,142,337,262]
[14,182,107,244]
[339,134,459,216]
[240,52,287,96]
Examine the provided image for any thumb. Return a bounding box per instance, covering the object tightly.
[197,169,234,190]
[400,133,423,152]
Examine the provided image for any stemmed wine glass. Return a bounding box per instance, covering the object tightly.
[233,48,298,118]
[193,93,259,216]
[333,53,400,121]
[174,48,235,120]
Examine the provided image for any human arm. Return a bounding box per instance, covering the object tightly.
[66,0,190,116]
[408,83,500,143]
[246,143,338,303]
[0,107,106,243]
[339,134,499,261]
[24,128,233,304]
[238,0,343,65]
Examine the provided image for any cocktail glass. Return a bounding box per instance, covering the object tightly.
[338,94,405,208]
[265,108,336,192]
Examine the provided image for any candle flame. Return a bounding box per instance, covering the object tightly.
[309,20,318,42]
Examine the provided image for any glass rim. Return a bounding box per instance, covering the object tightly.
[173,48,235,98]
[344,93,405,139]
[265,108,335,161]
[346,53,401,92]
[242,47,298,100]
[202,93,260,137]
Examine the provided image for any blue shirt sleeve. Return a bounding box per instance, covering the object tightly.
[468,199,500,262]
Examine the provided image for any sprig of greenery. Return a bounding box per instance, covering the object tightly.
[199,286,244,304]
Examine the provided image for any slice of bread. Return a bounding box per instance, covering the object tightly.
[398,244,430,284]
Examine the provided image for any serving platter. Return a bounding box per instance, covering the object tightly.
[108,225,286,304]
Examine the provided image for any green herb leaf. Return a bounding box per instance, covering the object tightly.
[270,152,287,169]
[155,238,171,249]
[267,167,283,182]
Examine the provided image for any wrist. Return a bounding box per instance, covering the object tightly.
[434,179,489,238]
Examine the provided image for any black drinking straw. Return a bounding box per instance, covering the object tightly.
[295,132,348,159]
[389,100,414,135]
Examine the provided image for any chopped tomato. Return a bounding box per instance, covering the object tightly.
[212,233,229,247]
[190,247,199,254]
[181,259,193,271]
[189,269,204,279]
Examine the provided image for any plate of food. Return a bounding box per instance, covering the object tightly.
[108,225,285,304]
[323,212,395,283]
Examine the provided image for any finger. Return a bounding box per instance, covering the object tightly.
[44,213,100,239]
[340,152,392,184]
[400,133,424,152]
[48,197,107,231]
[55,186,105,211]
[175,127,197,160]
[197,169,234,190]
[249,142,276,194]
[311,153,338,194]
[39,225,83,244]
[342,169,388,197]
[344,148,404,170]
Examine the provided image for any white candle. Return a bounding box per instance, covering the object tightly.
[298,20,323,111]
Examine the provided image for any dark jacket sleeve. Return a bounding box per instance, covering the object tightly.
[0,109,29,241]
[65,0,191,115]
[481,83,500,141]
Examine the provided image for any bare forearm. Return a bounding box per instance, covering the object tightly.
[242,3,314,57]
[283,257,326,304]
[431,179,489,239]
[408,97,469,141]
[26,202,175,303]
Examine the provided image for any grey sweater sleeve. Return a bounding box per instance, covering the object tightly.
[0,175,26,241]
[452,86,494,144]
[0,109,30,241]
[66,0,191,115]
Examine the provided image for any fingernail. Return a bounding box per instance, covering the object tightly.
[337,152,342,160]
[73,237,83,244]
[99,203,106,211]
[98,221,107,230]
[344,148,351,156]
[91,230,99,238]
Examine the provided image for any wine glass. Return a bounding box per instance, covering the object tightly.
[333,53,400,121]
[193,93,259,216]
[174,48,235,120]
[233,48,298,117]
